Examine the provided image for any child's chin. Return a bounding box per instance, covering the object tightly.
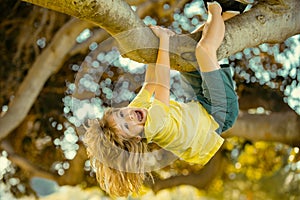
[141,109,148,121]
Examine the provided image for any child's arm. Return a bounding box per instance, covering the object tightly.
[143,64,156,96]
[150,26,174,106]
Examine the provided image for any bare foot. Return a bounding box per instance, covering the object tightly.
[207,1,222,14]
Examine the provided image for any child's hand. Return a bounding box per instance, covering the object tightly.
[150,25,175,39]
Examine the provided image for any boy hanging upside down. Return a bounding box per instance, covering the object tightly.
[83,1,239,197]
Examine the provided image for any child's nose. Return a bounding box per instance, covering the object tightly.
[129,113,134,121]
[125,112,134,121]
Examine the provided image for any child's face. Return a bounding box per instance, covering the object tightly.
[109,107,148,140]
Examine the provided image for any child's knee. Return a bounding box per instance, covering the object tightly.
[196,41,207,54]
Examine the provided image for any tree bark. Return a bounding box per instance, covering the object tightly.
[223,111,300,146]
[22,0,300,71]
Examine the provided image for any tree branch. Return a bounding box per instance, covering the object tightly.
[223,111,300,146]
[21,0,300,71]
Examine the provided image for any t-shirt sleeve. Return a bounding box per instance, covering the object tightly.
[128,87,152,108]
[144,99,172,142]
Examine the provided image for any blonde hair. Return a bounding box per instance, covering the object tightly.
[83,108,151,197]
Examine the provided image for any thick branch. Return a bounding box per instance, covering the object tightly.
[223,111,300,146]
[22,0,300,71]
[217,0,300,59]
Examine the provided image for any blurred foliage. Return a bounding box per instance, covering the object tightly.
[225,139,286,180]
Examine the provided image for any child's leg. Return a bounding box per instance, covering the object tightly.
[194,3,239,133]
[195,2,224,72]
[180,65,239,134]
[191,11,239,34]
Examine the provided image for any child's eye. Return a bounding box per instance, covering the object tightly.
[120,111,124,117]
[124,123,129,130]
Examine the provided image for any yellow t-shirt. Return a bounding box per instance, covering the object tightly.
[128,88,224,166]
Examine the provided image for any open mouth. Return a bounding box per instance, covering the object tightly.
[135,110,143,122]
